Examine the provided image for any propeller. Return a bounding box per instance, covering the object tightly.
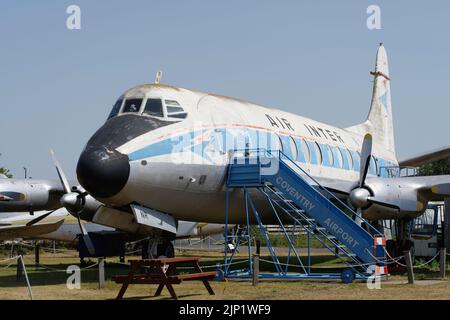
[358,134,372,189]
[50,149,95,255]
[26,209,56,226]
[348,134,400,223]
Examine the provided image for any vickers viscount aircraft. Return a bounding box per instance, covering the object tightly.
[64,44,450,255]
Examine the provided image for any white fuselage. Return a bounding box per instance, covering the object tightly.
[88,84,398,224]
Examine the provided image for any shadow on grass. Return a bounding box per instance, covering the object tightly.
[0,262,130,287]
[0,255,344,288]
[120,293,202,300]
[198,254,347,274]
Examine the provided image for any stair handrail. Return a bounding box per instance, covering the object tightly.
[230,148,383,236]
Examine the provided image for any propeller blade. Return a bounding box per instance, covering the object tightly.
[50,150,95,255]
[50,149,71,194]
[359,134,373,188]
[76,213,95,255]
[353,207,363,227]
[367,197,400,210]
[26,210,56,226]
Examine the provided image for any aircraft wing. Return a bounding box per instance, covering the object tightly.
[0,219,65,241]
[399,146,450,167]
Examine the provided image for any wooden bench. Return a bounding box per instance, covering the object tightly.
[112,257,216,300]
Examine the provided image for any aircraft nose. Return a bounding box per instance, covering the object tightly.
[76,145,130,199]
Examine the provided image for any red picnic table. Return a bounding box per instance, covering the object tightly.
[112,257,216,300]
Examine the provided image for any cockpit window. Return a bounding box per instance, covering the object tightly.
[143,98,163,117]
[122,98,143,113]
[165,100,187,119]
[108,98,123,119]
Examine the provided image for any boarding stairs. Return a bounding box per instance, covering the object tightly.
[225,150,388,279]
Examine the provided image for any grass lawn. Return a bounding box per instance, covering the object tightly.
[1,249,450,300]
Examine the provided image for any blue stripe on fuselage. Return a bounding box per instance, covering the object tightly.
[127,127,393,176]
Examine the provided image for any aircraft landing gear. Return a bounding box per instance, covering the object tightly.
[141,239,175,259]
[157,241,175,258]
[385,219,415,262]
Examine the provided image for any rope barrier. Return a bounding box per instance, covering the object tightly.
[0,255,20,264]
[37,261,101,271]
[0,256,20,269]
[18,242,77,254]
[411,251,441,268]
[380,247,442,268]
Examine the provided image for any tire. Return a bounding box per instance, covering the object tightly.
[386,240,398,259]
[341,268,355,284]
[141,240,150,259]
[157,242,175,258]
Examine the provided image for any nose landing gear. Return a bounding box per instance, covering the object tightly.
[141,239,175,259]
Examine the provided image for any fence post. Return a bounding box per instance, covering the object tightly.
[19,256,33,300]
[35,243,40,266]
[440,248,446,279]
[16,256,23,281]
[404,250,414,284]
[98,257,105,289]
[252,254,259,286]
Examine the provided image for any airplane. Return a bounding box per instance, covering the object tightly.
[0,208,110,242]
[0,208,230,257]
[2,44,449,259]
[63,43,450,256]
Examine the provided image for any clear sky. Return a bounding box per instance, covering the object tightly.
[1,1,449,179]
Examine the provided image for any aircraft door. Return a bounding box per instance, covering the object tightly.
[184,95,248,192]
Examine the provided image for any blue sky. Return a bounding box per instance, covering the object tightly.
[1,1,449,179]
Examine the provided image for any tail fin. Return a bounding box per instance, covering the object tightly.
[346,44,396,157]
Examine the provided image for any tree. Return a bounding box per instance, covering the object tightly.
[0,167,12,178]
[418,157,450,176]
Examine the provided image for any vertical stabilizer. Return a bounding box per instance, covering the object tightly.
[346,44,396,157]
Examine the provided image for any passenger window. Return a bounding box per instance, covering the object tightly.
[331,147,343,169]
[340,148,351,170]
[301,139,311,163]
[276,134,284,152]
[370,156,377,175]
[346,148,353,170]
[350,150,360,171]
[288,136,298,161]
[314,142,323,165]
[294,138,306,163]
[327,145,334,167]
[123,98,143,113]
[306,141,320,165]
[319,144,332,167]
[108,98,123,119]
[143,98,163,117]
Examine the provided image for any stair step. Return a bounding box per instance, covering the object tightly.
[227,155,380,266]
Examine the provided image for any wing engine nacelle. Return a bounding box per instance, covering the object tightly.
[359,177,431,220]
[0,179,64,213]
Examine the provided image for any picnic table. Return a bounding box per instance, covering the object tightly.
[112,257,216,300]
